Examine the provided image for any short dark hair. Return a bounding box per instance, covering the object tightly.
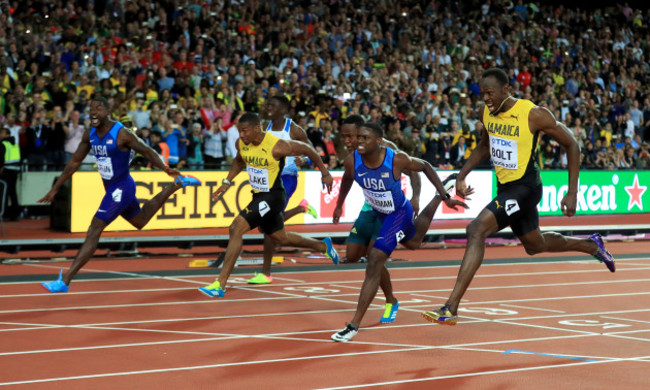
[268,95,290,110]
[239,112,260,126]
[482,68,509,86]
[91,96,110,108]
[343,115,365,128]
[361,122,384,138]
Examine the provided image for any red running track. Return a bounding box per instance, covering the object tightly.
[1,241,649,389]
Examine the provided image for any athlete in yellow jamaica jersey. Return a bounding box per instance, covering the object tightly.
[199,113,337,298]
[422,68,615,326]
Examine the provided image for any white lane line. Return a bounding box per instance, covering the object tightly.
[23,263,209,285]
[4,272,647,303]
[269,276,306,283]
[600,316,650,325]
[4,263,650,287]
[0,287,199,298]
[0,346,433,386]
[315,356,650,390]
[499,304,566,314]
[408,291,650,308]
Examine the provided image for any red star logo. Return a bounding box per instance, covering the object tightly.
[624,174,647,211]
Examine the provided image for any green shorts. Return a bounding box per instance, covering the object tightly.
[347,210,383,246]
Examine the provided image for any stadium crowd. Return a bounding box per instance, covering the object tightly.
[1,0,650,219]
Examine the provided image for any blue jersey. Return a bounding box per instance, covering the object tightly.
[89,122,134,188]
[353,147,406,215]
[266,118,298,176]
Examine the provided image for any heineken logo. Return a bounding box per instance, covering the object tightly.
[538,173,649,214]
[625,173,647,211]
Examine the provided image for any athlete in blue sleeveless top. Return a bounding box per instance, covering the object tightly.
[39,97,201,293]
[247,96,318,285]
[331,122,469,342]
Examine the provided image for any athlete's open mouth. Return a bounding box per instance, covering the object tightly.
[91,116,100,126]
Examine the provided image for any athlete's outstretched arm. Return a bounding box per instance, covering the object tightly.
[121,128,180,177]
[274,139,333,192]
[530,106,580,216]
[333,154,355,224]
[456,122,490,197]
[212,146,245,201]
[396,153,468,210]
[38,129,92,203]
[289,122,311,166]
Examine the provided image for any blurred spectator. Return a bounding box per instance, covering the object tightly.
[25,110,50,171]
[187,122,204,171]
[203,117,227,169]
[0,0,648,181]
[225,112,243,165]
[47,106,66,171]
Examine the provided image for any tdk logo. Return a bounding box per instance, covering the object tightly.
[492,138,512,147]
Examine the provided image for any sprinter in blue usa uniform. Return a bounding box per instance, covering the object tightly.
[331,122,469,342]
[38,96,201,293]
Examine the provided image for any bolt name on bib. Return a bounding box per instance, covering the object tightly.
[490,136,518,170]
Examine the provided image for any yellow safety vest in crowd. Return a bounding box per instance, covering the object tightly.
[3,140,21,164]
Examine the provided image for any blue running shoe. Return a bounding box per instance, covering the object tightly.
[199,280,226,297]
[175,175,202,188]
[380,300,399,323]
[589,233,615,272]
[323,237,339,264]
[41,269,69,293]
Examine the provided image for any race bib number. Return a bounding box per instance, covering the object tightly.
[490,136,518,170]
[247,166,270,192]
[363,189,395,213]
[96,156,114,180]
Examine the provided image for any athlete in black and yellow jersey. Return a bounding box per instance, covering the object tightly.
[199,113,338,298]
[422,68,616,325]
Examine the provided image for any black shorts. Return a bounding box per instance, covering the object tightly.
[240,190,286,235]
[485,181,542,237]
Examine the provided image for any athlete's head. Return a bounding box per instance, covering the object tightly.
[341,115,365,153]
[237,112,263,145]
[357,122,384,155]
[479,68,512,115]
[261,95,290,120]
[89,96,111,128]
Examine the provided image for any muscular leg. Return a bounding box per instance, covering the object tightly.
[259,234,276,276]
[345,242,368,263]
[350,247,390,328]
[379,265,396,305]
[445,209,500,314]
[128,181,183,229]
[62,217,109,285]
[218,216,251,288]
[283,204,305,221]
[365,238,395,304]
[403,195,442,249]
[518,229,598,256]
[269,230,327,253]
[258,204,307,277]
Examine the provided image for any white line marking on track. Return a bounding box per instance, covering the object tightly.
[499,304,566,314]
[315,356,650,390]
